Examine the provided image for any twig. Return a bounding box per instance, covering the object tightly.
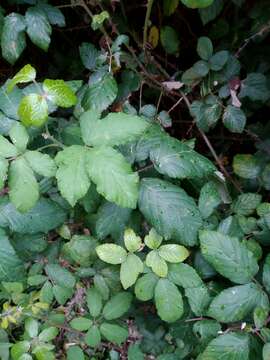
[143,0,155,50]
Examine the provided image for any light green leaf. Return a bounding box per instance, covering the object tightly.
[96,244,127,264]
[7,65,36,93]
[18,94,48,127]
[135,273,158,301]
[9,157,39,213]
[200,332,250,360]
[233,154,261,179]
[263,343,270,360]
[0,135,19,158]
[146,250,168,277]
[24,151,56,177]
[158,244,189,263]
[222,105,246,133]
[100,323,128,345]
[91,11,109,31]
[11,341,31,360]
[55,145,90,206]
[45,263,75,289]
[208,283,269,322]
[200,230,259,284]
[154,278,183,323]
[144,228,163,249]
[85,325,101,347]
[25,318,39,338]
[25,6,52,51]
[0,229,25,281]
[160,26,179,55]
[139,178,203,246]
[38,327,58,342]
[103,292,132,320]
[9,123,29,153]
[120,254,144,289]
[197,37,213,60]
[181,0,214,8]
[0,157,8,190]
[124,228,142,252]
[67,346,85,360]
[43,79,77,108]
[70,317,92,331]
[86,146,139,209]
[82,73,117,112]
[199,181,221,219]
[86,287,103,317]
[1,13,26,65]
[163,0,179,16]
[80,110,149,147]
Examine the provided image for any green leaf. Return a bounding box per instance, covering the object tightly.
[64,235,98,267]
[163,0,179,16]
[0,157,8,190]
[25,6,52,51]
[9,123,29,153]
[79,42,99,70]
[149,136,216,179]
[80,110,148,147]
[222,105,246,133]
[181,0,215,8]
[146,250,168,277]
[100,323,128,345]
[154,278,184,323]
[55,146,90,206]
[91,11,109,31]
[0,229,25,281]
[70,317,92,331]
[38,327,58,342]
[197,37,213,60]
[0,197,66,234]
[7,65,36,93]
[263,343,270,360]
[263,255,270,294]
[67,346,85,360]
[86,146,139,209]
[96,244,127,264]
[18,94,48,127]
[239,73,270,102]
[158,244,190,263]
[85,325,101,347]
[86,287,103,317]
[124,228,142,252]
[40,281,54,304]
[232,193,262,216]
[24,151,56,177]
[209,50,229,71]
[1,13,26,65]
[200,332,250,360]
[9,157,39,213]
[103,292,132,320]
[199,181,221,219]
[25,318,39,338]
[135,273,159,301]
[0,135,19,158]
[128,344,144,360]
[11,341,31,360]
[45,263,75,289]
[199,230,259,284]
[82,73,117,112]
[43,79,77,108]
[160,26,179,55]
[233,154,261,179]
[37,4,65,27]
[139,178,203,246]
[208,283,269,322]
[199,0,224,24]
[144,228,163,249]
[120,254,144,289]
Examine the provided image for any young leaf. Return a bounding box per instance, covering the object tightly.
[9,123,29,153]
[25,6,52,51]
[24,151,56,177]
[43,79,77,108]
[96,244,127,264]
[55,146,90,206]
[158,244,190,263]
[9,157,39,213]
[86,146,139,209]
[102,292,132,320]
[197,37,213,60]
[139,178,203,246]
[124,229,142,252]
[18,94,48,127]
[7,64,36,93]
[100,323,128,345]
[222,105,246,133]
[25,318,39,338]
[200,230,259,284]
[146,250,168,277]
[154,278,184,322]
[135,273,158,301]
[120,254,144,289]
[86,287,103,318]
[0,135,19,158]
[80,111,148,147]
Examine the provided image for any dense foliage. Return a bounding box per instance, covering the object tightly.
[0,0,270,359]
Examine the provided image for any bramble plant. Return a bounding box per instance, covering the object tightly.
[0,0,270,359]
